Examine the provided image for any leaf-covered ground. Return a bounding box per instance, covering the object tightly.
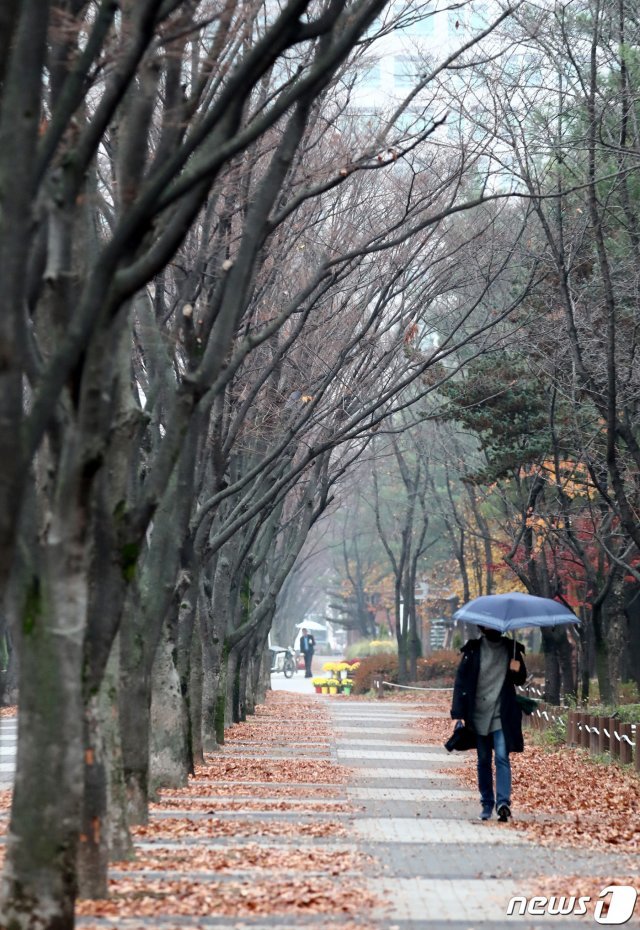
[448,740,640,854]
[150,797,353,814]
[77,691,381,924]
[408,689,640,857]
[528,874,640,918]
[195,756,348,784]
[77,875,380,919]
[411,699,640,909]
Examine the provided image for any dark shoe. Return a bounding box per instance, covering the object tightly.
[480,803,493,821]
[497,804,511,822]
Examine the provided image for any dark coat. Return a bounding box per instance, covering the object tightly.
[450,637,527,753]
[300,634,315,655]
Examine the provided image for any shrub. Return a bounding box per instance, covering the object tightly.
[345,639,369,660]
[524,652,544,676]
[415,650,460,682]
[345,638,397,659]
[352,654,398,694]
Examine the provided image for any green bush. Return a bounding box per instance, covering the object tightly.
[580,702,640,724]
[581,680,640,708]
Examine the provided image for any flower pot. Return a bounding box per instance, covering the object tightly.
[321,686,329,694]
[342,686,352,695]
[314,686,322,694]
[329,686,338,694]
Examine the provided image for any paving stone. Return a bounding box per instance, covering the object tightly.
[335,739,431,748]
[349,787,475,801]
[336,723,412,739]
[10,695,640,930]
[372,878,596,925]
[157,796,348,806]
[353,817,530,845]
[190,780,343,789]
[352,767,464,779]
[149,809,346,821]
[337,749,453,760]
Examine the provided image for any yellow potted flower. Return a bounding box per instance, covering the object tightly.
[342,677,353,695]
[311,676,326,694]
[326,678,340,695]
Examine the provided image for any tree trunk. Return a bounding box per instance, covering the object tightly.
[213,650,228,746]
[150,620,190,794]
[0,630,19,706]
[625,584,640,690]
[592,602,613,705]
[541,628,561,705]
[1,509,86,929]
[101,641,133,863]
[77,644,134,894]
[189,617,204,767]
[605,577,626,705]
[118,594,152,825]
[237,647,249,723]
[77,695,109,899]
[200,585,225,751]
[557,630,576,702]
[200,546,236,749]
[225,647,240,728]
[175,583,202,770]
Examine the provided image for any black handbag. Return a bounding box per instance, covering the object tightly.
[444,720,477,752]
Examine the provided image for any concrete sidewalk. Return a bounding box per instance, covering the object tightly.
[329,698,640,928]
[4,688,639,927]
[0,714,16,788]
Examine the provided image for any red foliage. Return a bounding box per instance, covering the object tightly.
[351,650,460,694]
[352,654,398,693]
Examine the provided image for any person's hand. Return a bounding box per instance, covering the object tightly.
[509,658,522,672]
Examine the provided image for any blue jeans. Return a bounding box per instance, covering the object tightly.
[476,729,511,810]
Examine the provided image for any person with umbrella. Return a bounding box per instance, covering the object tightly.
[450,592,578,823]
[451,625,526,822]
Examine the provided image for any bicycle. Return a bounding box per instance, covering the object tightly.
[283,650,296,678]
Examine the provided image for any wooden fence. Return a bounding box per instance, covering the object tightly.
[521,692,639,774]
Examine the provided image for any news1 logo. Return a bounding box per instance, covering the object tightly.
[594,886,638,925]
[506,885,638,924]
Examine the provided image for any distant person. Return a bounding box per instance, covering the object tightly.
[451,625,527,822]
[299,628,316,678]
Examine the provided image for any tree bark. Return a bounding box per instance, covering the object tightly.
[1,483,86,929]
[150,619,190,793]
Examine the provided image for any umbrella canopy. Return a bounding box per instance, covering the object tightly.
[453,592,579,632]
[294,620,327,631]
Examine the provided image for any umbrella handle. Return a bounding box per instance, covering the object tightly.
[509,634,520,672]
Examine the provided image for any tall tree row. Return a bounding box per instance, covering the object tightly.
[0,2,532,928]
[418,0,640,702]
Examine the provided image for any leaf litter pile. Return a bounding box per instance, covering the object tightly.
[195,756,348,784]
[151,797,353,813]
[527,874,640,919]
[450,741,640,853]
[413,698,640,910]
[78,691,382,922]
[410,694,640,857]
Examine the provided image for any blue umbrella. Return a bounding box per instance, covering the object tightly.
[453,592,579,632]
